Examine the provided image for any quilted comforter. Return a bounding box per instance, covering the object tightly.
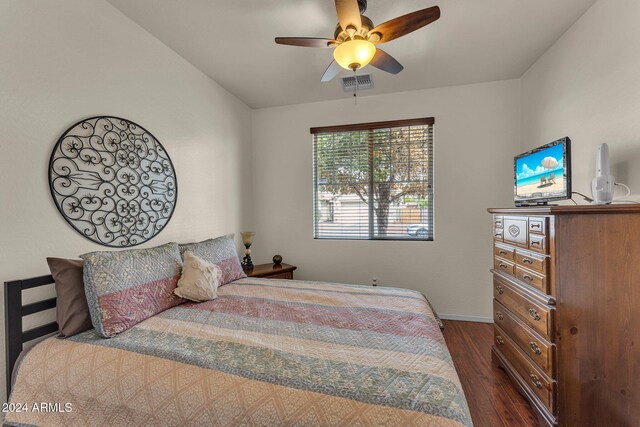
[6,278,472,427]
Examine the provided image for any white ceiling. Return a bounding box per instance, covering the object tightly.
[107,0,597,109]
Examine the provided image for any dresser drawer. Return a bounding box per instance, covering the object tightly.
[494,300,553,376]
[515,249,547,275]
[503,217,528,248]
[494,243,515,262]
[494,257,515,276]
[494,326,555,413]
[528,217,546,235]
[493,275,553,339]
[515,266,548,294]
[267,272,293,280]
[528,234,547,254]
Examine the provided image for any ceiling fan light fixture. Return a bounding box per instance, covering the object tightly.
[275,2,440,81]
[333,39,376,70]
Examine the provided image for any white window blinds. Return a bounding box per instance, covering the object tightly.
[311,118,434,240]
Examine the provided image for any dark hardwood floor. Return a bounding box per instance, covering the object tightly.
[442,320,539,427]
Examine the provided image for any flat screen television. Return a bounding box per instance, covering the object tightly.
[514,137,571,206]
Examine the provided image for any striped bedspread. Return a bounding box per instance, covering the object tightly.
[6,278,472,427]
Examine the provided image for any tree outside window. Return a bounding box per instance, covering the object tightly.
[312,119,433,240]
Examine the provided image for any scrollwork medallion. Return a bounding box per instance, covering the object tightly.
[49,116,177,247]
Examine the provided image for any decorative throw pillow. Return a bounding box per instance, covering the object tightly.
[80,242,184,338]
[46,258,93,338]
[174,251,222,302]
[179,235,246,285]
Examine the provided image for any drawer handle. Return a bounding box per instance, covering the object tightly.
[531,223,541,229]
[531,240,541,246]
[528,308,541,321]
[495,311,504,321]
[522,258,533,264]
[529,373,543,389]
[496,335,505,345]
[499,263,509,270]
[496,285,504,294]
[499,250,508,256]
[523,274,534,282]
[495,233,502,238]
[530,341,542,355]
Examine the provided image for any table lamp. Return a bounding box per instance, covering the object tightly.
[240,231,255,270]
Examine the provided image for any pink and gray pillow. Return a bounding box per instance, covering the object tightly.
[81,242,184,338]
[179,235,246,285]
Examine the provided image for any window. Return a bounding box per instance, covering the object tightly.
[311,118,434,240]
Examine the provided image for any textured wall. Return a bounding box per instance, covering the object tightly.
[521,0,640,202]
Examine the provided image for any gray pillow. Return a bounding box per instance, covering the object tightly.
[179,235,246,285]
[80,242,184,338]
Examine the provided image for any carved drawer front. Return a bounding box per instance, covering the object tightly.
[503,217,528,248]
[494,257,515,277]
[494,300,553,376]
[515,266,548,294]
[515,249,547,275]
[493,275,553,339]
[494,326,555,413]
[494,243,515,262]
[528,234,547,254]
[528,217,546,235]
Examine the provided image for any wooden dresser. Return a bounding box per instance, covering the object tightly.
[246,263,297,280]
[488,205,640,427]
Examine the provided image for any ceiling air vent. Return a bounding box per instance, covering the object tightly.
[341,74,373,92]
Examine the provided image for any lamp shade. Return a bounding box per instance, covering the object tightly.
[333,39,376,70]
[240,231,255,246]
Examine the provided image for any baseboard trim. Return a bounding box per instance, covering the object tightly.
[438,313,493,323]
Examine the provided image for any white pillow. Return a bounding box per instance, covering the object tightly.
[174,251,222,302]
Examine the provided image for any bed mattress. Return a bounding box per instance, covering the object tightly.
[5,277,472,427]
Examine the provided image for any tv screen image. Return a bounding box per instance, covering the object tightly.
[514,137,571,205]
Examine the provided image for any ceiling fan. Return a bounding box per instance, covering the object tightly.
[275,0,440,82]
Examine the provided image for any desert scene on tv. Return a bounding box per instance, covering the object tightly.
[515,144,566,201]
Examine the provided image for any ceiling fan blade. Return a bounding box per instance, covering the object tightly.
[321,60,343,82]
[369,6,440,44]
[275,37,337,48]
[369,49,404,74]
[335,0,362,31]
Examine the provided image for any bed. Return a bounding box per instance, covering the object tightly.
[4,275,472,426]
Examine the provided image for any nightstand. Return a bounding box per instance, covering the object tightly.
[246,263,297,280]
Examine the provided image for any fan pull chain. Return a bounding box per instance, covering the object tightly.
[353,69,358,105]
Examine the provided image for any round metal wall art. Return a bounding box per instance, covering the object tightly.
[49,116,177,247]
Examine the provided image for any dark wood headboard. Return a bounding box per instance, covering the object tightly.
[4,275,58,396]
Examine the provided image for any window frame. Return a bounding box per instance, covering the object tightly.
[311,117,435,242]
